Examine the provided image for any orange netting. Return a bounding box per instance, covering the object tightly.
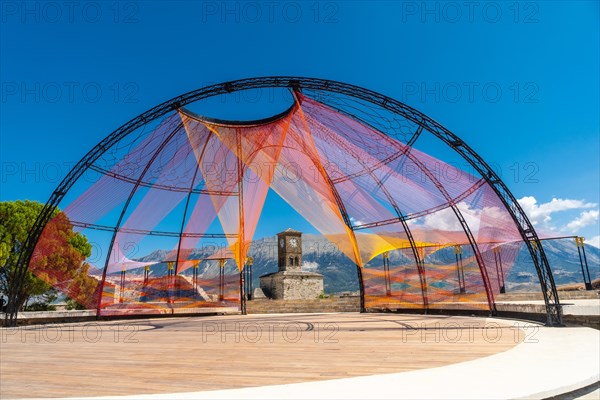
[27,91,551,315]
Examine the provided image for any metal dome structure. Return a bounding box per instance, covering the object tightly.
[5,77,562,326]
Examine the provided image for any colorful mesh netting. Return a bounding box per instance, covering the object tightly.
[29,91,552,316]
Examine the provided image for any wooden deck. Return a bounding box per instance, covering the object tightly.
[0,313,524,399]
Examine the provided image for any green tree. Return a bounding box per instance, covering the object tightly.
[0,200,95,311]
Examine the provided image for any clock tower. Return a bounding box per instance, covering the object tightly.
[259,228,323,300]
[277,228,302,272]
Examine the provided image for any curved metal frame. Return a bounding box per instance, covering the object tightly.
[290,93,367,312]
[326,100,497,311]
[5,77,562,326]
[305,114,429,309]
[96,119,184,315]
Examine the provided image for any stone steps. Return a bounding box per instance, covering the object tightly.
[246,297,360,314]
[247,291,600,314]
[496,290,600,301]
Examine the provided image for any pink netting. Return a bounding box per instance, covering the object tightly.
[28,91,545,315]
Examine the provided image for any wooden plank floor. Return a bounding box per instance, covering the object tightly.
[0,313,524,399]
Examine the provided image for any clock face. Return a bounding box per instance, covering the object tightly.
[279,238,284,248]
[289,238,298,248]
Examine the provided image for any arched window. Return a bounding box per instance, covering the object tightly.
[295,256,299,266]
[289,257,294,265]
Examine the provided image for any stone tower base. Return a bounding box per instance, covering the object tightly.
[259,271,324,300]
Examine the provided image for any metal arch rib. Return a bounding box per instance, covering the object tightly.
[353,178,487,230]
[327,87,559,324]
[291,78,559,324]
[290,101,367,312]
[304,114,429,310]
[402,152,496,313]
[95,120,184,317]
[86,164,237,196]
[313,107,494,313]
[6,76,561,326]
[173,123,213,276]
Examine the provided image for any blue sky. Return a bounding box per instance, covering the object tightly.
[1,1,599,248]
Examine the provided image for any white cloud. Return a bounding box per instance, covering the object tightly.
[585,236,600,249]
[349,217,364,226]
[517,196,597,230]
[302,261,319,272]
[422,207,461,231]
[415,196,598,238]
[422,201,481,231]
[565,210,599,232]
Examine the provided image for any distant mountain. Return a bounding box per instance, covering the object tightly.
[504,239,600,291]
[136,234,360,293]
[135,234,600,294]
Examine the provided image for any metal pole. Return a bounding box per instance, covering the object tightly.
[493,248,501,292]
[576,237,593,290]
[493,246,506,293]
[454,245,465,294]
[455,252,461,292]
[383,252,392,296]
[236,128,247,315]
[195,262,201,299]
[240,266,246,314]
[581,243,593,290]
[166,261,175,305]
[246,257,253,300]
[219,259,225,302]
[497,249,506,293]
[119,268,126,304]
[356,265,366,312]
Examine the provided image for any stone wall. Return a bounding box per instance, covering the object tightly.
[260,271,323,300]
[496,291,599,301]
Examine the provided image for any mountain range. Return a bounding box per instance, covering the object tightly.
[136,234,600,293]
